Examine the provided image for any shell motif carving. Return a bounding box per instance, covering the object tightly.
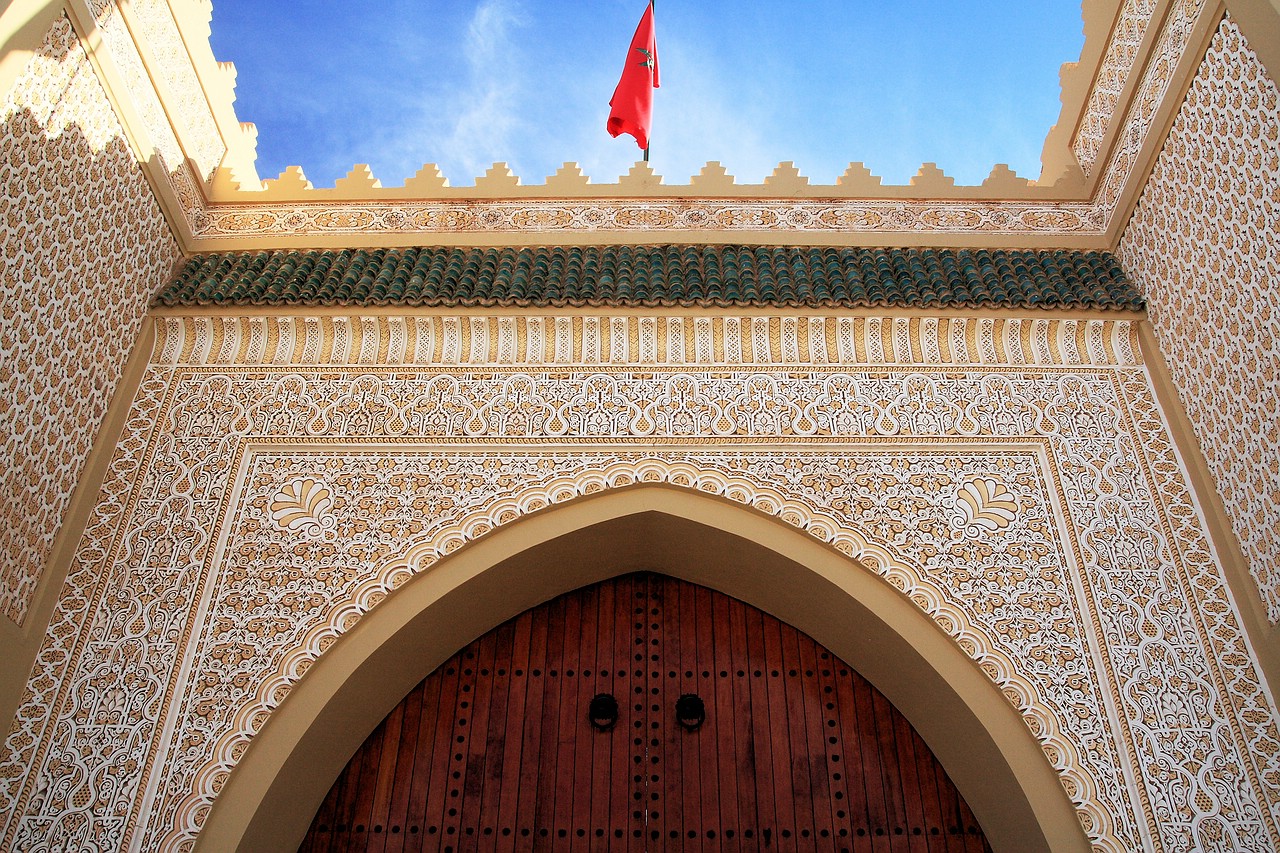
[954,476,1020,532]
[269,477,336,537]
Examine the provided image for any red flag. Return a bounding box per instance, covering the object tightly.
[607,3,659,151]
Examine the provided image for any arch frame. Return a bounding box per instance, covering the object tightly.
[197,485,1086,853]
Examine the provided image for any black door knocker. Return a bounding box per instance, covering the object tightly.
[674,693,706,731]
[588,693,619,731]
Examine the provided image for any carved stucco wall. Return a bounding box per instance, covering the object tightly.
[1118,12,1280,620]
[0,313,1277,852]
[0,13,181,625]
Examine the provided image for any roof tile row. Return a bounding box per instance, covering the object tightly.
[156,246,1142,310]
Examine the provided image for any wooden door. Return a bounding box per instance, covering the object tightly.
[300,573,991,851]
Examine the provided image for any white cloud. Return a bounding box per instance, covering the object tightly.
[370,0,532,185]
[438,0,531,181]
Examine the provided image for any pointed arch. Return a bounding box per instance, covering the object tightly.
[196,485,1086,852]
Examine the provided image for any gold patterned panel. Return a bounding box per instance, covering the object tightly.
[123,0,225,180]
[1119,13,1280,620]
[0,13,180,625]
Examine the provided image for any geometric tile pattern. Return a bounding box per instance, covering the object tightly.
[0,14,180,625]
[1119,13,1280,620]
[2,316,1277,853]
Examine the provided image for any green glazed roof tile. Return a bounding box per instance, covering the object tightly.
[154,246,1143,311]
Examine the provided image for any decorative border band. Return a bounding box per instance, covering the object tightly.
[152,316,1143,368]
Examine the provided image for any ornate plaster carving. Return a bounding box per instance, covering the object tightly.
[0,12,181,625]
[1,314,1277,853]
[1120,14,1280,620]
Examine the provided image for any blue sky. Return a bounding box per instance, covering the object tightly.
[208,1,1084,188]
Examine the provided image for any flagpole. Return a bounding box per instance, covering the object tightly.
[644,0,652,163]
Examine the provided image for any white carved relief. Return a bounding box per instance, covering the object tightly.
[2,316,1277,851]
[1074,0,1160,176]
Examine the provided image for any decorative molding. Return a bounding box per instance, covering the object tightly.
[1073,0,1162,177]
[152,315,1144,369]
[184,0,1215,247]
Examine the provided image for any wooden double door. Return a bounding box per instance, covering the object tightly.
[301,573,990,851]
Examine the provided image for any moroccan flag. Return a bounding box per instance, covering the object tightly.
[607,2,659,150]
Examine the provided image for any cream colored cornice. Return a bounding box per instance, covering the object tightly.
[3,0,1258,251]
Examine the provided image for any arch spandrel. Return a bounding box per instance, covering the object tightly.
[195,483,1087,853]
[131,444,1144,853]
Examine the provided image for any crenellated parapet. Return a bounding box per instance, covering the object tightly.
[3,0,1264,249]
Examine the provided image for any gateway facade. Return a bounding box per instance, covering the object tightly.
[1,1,1278,850]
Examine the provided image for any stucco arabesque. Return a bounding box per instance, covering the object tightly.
[1,314,1278,853]
[0,11,182,626]
[3,2,1280,852]
[1119,14,1280,622]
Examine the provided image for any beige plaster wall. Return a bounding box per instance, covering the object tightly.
[1,312,1277,852]
[1118,12,1280,621]
[0,12,180,628]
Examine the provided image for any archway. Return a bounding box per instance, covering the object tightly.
[196,486,1087,852]
[301,571,994,850]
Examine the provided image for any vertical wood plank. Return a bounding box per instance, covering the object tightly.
[493,609,532,852]
[617,574,644,853]
[565,583,597,850]
[760,606,798,846]
[438,642,476,847]
[727,591,763,846]
[586,573,614,845]
[650,575,677,848]
[422,650,462,845]
[889,700,930,853]
[400,660,440,850]
[471,614,509,840]
[781,620,827,847]
[532,591,566,841]
[709,589,742,848]
[550,587,583,845]
[830,649,876,852]
[870,687,911,849]
[692,582,721,852]
[744,599,779,847]
[382,681,423,853]
[364,698,404,853]
[676,575,703,847]
[342,716,384,853]
[515,590,551,843]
